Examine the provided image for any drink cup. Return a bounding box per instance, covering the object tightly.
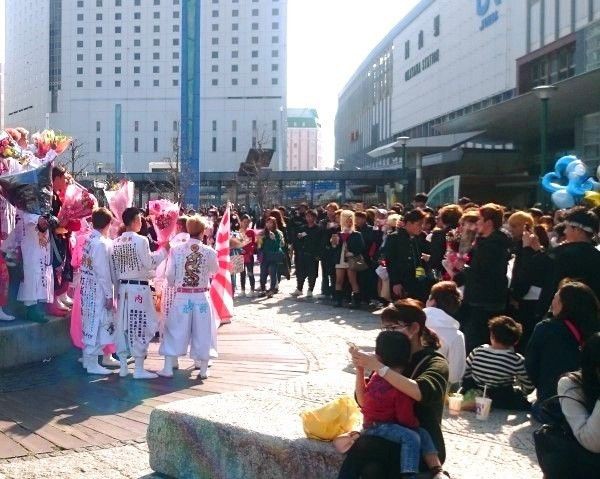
[448,394,463,416]
[475,396,492,420]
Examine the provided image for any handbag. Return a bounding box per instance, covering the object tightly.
[347,254,369,272]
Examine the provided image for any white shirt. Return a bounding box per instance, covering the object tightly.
[112,231,166,281]
[424,306,466,384]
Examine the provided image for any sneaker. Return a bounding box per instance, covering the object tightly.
[290,289,302,297]
[257,291,267,298]
[306,290,313,298]
[240,291,247,298]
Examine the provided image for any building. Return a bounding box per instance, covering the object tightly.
[4,0,287,174]
[286,108,322,170]
[335,0,600,205]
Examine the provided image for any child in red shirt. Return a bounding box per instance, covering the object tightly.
[354,331,445,479]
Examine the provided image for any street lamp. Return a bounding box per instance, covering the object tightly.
[396,136,410,170]
[336,159,345,170]
[533,85,557,205]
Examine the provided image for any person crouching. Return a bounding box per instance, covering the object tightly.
[158,215,219,380]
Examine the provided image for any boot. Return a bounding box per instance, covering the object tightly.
[0,308,15,321]
[133,356,157,379]
[26,304,49,323]
[84,354,112,375]
[46,301,68,317]
[334,290,343,308]
[101,353,120,367]
[118,355,130,377]
[58,293,73,307]
[198,360,209,380]
[157,355,176,378]
[352,292,361,309]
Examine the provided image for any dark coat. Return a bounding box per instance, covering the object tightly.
[385,228,431,300]
[293,223,322,258]
[463,230,511,307]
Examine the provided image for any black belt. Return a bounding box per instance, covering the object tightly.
[120,280,149,285]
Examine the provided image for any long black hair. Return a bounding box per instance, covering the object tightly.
[569,332,600,412]
[556,281,600,340]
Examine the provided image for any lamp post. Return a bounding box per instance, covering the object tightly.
[533,85,557,205]
[397,136,410,171]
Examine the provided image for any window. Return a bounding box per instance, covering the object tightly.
[115,26,121,33]
[77,81,83,87]
[212,79,218,86]
[115,53,121,60]
[173,25,179,32]
[134,80,140,87]
[77,67,83,74]
[212,24,219,31]
[96,13,102,20]
[232,137,237,152]
[153,25,160,32]
[173,10,180,18]
[96,0,102,6]
[172,65,179,73]
[96,81,102,87]
[154,0,160,4]
[251,64,258,72]
[252,22,259,30]
[134,138,139,152]
[212,137,217,152]
[152,39,159,46]
[418,30,424,49]
[96,121,101,132]
[77,27,83,34]
[172,79,179,86]
[252,50,258,58]
[233,37,239,44]
[232,23,239,30]
[173,51,180,59]
[153,138,158,152]
[231,65,238,72]
[211,65,219,72]
[77,0,83,6]
[272,120,277,131]
[252,36,258,44]
[173,121,178,131]
[134,26,141,33]
[134,66,140,73]
[232,120,237,132]
[115,80,121,87]
[272,8,279,15]
[134,52,141,60]
[154,11,160,18]
[134,0,140,4]
[96,53,102,60]
[96,138,101,152]
[77,40,84,47]
[272,22,279,29]
[153,66,160,73]
[115,12,121,20]
[232,9,239,16]
[272,36,279,43]
[115,0,121,5]
[405,40,410,59]
[272,64,278,71]
[252,78,258,85]
[96,67,102,74]
[434,15,440,37]
[96,40,102,47]
[154,121,159,131]
[173,38,179,46]
[77,14,84,21]
[212,10,219,17]
[77,54,83,61]
[212,120,217,132]
[232,78,238,85]
[272,49,279,57]
[96,27,102,34]
[153,52,160,59]
[212,37,219,45]
[115,66,121,74]
[272,78,278,85]
[134,12,140,19]
[212,51,219,59]
[252,8,258,16]
[232,51,238,58]
[115,39,122,46]
[134,121,139,132]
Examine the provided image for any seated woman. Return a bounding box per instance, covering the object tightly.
[526,281,600,421]
[536,333,600,478]
[340,299,449,479]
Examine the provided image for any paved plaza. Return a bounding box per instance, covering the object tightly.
[0,279,542,479]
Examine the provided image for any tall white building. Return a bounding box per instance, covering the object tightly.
[286,108,322,170]
[4,0,287,173]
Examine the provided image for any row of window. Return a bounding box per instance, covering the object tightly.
[209,78,279,86]
[210,136,277,153]
[77,25,180,33]
[211,64,279,72]
[77,79,179,87]
[95,137,161,153]
[211,49,280,59]
[76,38,180,47]
[77,52,180,61]
[77,65,180,74]
[77,11,179,21]
[404,15,440,60]
[211,35,279,45]
[78,0,179,7]
[96,120,163,132]
[211,8,279,17]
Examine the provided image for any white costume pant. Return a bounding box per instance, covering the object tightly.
[159,292,217,361]
[116,283,157,358]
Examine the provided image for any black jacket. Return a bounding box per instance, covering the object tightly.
[319,218,340,263]
[385,229,430,299]
[510,242,553,313]
[293,223,321,258]
[330,231,365,260]
[463,230,511,306]
[429,227,450,272]
[357,224,380,263]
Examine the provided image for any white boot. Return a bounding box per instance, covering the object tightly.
[0,308,15,321]
[84,355,112,375]
[198,360,209,380]
[133,356,157,379]
[101,354,120,367]
[59,293,73,307]
[157,355,175,378]
[119,356,130,377]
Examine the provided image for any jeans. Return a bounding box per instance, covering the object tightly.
[260,260,279,292]
[363,423,437,474]
[240,259,255,291]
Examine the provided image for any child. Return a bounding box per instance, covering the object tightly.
[462,315,534,410]
[353,331,446,479]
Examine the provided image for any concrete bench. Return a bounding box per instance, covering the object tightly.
[147,371,356,479]
[0,316,72,369]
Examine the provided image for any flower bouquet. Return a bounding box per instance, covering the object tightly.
[149,199,179,243]
[58,183,98,224]
[105,180,134,238]
[31,129,72,158]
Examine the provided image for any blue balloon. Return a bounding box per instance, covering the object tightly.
[551,190,575,209]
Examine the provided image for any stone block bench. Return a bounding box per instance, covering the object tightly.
[147,371,356,479]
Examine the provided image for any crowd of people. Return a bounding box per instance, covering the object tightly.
[1,153,599,477]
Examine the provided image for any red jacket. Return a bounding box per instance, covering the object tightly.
[361,373,419,429]
[241,229,257,264]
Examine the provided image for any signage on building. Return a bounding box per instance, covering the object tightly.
[477,0,502,31]
[405,49,440,82]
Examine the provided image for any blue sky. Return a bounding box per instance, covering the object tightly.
[1,0,421,167]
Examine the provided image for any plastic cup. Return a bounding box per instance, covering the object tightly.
[475,396,492,420]
[448,394,463,416]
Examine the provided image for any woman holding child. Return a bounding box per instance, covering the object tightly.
[339,299,449,478]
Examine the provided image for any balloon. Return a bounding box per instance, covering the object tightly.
[551,190,575,209]
[584,191,600,207]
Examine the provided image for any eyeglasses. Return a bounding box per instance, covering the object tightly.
[381,324,409,332]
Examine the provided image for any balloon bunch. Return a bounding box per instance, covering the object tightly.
[541,155,600,209]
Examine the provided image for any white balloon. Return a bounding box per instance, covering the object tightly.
[552,190,575,209]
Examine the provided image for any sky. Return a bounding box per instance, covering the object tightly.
[0,0,421,168]
[287,0,421,167]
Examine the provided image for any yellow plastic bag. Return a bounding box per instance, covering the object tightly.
[300,395,362,441]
